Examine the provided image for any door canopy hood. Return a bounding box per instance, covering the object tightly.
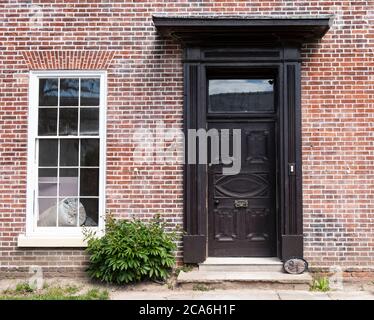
[153,15,333,45]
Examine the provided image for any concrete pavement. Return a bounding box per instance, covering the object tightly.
[1,277,373,300]
[110,289,374,300]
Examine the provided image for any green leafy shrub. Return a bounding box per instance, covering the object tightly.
[84,215,177,284]
[310,277,330,292]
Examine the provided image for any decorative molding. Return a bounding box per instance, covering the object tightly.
[215,174,269,198]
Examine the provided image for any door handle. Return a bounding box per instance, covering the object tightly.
[214,199,220,205]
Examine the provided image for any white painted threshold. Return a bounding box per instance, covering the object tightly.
[201,257,283,265]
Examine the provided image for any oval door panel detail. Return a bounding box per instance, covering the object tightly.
[215,174,269,198]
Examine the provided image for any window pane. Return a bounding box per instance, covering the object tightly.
[38,168,57,180]
[59,168,78,196]
[80,79,100,106]
[39,79,58,106]
[208,79,274,113]
[60,78,79,106]
[80,168,99,196]
[59,108,78,135]
[37,198,57,226]
[80,198,98,226]
[57,198,86,227]
[38,108,57,136]
[39,139,58,166]
[60,139,78,166]
[38,168,57,197]
[80,108,99,135]
[81,139,99,166]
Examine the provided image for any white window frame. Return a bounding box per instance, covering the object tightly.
[19,70,107,246]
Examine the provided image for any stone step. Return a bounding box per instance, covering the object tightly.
[177,270,312,290]
[199,257,284,272]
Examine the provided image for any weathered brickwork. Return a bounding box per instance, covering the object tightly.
[0,0,373,277]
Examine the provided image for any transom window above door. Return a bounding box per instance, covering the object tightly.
[208,77,275,114]
[26,71,106,237]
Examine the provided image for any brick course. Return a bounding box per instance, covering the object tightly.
[0,0,373,277]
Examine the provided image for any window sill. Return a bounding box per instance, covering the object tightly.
[17,234,88,248]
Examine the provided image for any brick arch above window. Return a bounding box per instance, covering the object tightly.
[22,51,116,70]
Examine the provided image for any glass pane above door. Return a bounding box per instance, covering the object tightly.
[208,79,274,113]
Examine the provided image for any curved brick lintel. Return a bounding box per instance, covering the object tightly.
[22,51,116,70]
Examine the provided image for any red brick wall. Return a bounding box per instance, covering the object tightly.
[0,1,372,277]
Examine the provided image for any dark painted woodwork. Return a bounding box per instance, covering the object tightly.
[153,15,333,45]
[183,235,206,263]
[154,16,331,263]
[208,122,276,257]
[183,64,207,263]
[282,235,304,260]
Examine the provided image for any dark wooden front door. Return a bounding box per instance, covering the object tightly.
[178,43,308,263]
[208,121,277,257]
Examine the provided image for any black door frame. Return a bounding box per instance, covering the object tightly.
[183,46,303,262]
[152,15,332,263]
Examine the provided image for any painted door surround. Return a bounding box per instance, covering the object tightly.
[153,15,332,263]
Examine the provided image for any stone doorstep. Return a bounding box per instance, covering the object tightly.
[199,257,284,272]
[177,270,313,290]
[178,257,311,290]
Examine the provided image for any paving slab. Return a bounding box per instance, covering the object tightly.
[328,291,374,300]
[193,290,279,300]
[111,289,280,300]
[278,290,330,300]
[111,291,172,300]
[110,289,374,300]
[2,277,373,300]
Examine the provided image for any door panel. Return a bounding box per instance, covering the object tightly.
[208,121,276,257]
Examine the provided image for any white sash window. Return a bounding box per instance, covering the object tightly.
[22,71,106,243]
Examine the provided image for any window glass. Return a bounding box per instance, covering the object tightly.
[59,108,78,135]
[38,168,57,197]
[80,198,99,226]
[208,79,274,113]
[60,78,79,106]
[39,79,58,106]
[38,198,57,226]
[80,79,100,106]
[35,76,102,229]
[60,139,79,166]
[59,168,79,197]
[81,139,99,166]
[80,168,99,196]
[39,139,58,166]
[80,108,99,135]
[38,108,57,136]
